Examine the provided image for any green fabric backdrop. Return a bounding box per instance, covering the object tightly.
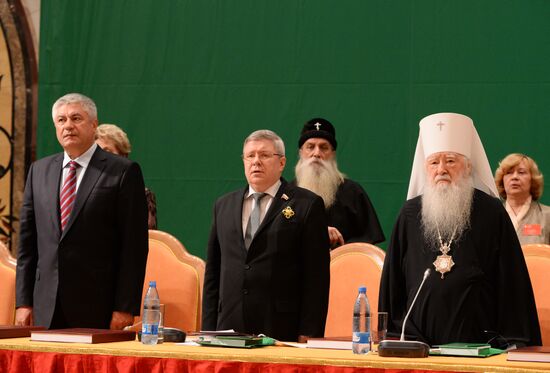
[37,0,550,258]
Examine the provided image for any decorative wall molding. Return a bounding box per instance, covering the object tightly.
[0,0,37,253]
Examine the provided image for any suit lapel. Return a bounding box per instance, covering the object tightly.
[50,154,64,234]
[236,187,248,251]
[61,147,106,239]
[253,180,291,240]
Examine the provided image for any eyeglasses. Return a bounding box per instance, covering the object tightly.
[242,152,283,162]
[483,330,516,351]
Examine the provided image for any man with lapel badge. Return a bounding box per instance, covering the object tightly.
[15,93,148,330]
[202,129,331,342]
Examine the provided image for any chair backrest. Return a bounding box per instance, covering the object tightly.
[138,230,205,332]
[324,242,385,337]
[522,244,550,345]
[0,241,16,325]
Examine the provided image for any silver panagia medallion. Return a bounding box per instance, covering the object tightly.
[433,253,455,279]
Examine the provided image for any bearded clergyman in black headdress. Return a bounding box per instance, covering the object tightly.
[294,118,385,248]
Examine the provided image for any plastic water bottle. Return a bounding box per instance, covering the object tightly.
[141,280,160,345]
[352,285,371,354]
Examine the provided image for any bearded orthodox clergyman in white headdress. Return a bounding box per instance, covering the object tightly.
[379,113,541,347]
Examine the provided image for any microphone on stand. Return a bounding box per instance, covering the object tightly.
[378,268,431,358]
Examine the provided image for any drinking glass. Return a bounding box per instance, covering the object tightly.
[370,312,388,353]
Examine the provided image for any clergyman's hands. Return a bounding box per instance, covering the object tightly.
[328,226,345,247]
[15,306,33,326]
[110,311,134,330]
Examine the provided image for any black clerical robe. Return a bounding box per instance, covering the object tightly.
[327,179,385,245]
[379,189,541,347]
[292,178,385,246]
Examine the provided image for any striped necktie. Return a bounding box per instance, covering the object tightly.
[60,161,80,230]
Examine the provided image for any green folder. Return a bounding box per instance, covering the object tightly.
[196,335,276,348]
[430,343,504,357]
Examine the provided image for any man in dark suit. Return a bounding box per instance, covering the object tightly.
[202,130,330,342]
[15,93,148,330]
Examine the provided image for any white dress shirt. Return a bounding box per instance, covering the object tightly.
[60,143,98,197]
[242,180,282,237]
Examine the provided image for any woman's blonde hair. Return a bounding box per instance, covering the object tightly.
[495,153,544,200]
[95,124,131,157]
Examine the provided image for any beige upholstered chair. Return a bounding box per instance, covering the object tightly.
[522,244,550,345]
[324,242,385,337]
[134,230,205,332]
[0,241,16,325]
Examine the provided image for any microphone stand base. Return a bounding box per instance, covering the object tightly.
[378,340,430,358]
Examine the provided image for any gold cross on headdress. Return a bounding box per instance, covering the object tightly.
[314,122,321,130]
[436,121,445,131]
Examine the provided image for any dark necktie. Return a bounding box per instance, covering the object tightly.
[244,192,266,249]
[60,161,80,230]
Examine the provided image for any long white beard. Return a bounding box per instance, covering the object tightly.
[295,157,344,208]
[421,175,474,251]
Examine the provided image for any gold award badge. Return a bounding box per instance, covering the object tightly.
[282,206,295,219]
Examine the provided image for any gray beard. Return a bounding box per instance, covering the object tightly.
[421,175,474,251]
[295,157,344,208]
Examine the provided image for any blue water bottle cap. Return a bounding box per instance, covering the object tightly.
[149,280,157,287]
[358,286,366,293]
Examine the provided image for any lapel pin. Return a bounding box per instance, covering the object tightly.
[282,206,295,219]
[281,193,289,201]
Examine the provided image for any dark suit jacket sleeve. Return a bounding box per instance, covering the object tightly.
[16,163,38,307]
[202,202,221,330]
[113,162,149,315]
[298,195,331,337]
